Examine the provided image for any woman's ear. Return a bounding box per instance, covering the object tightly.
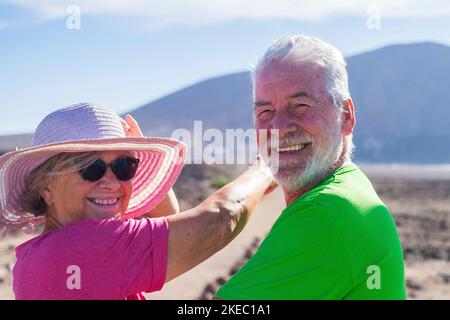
[38,185,54,206]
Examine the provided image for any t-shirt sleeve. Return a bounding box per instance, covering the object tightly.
[117,217,169,297]
[215,202,353,299]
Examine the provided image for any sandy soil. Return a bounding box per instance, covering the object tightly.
[1,164,449,300]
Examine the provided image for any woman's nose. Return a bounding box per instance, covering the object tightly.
[98,167,121,189]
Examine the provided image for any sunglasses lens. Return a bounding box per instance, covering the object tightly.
[111,157,139,181]
[80,159,106,182]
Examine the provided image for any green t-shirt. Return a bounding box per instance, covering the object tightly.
[215,164,406,300]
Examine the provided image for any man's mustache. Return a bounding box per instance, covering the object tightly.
[268,132,315,150]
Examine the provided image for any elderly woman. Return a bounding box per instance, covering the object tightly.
[0,103,275,300]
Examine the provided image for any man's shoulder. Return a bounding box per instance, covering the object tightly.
[314,163,374,197]
[273,192,339,236]
[283,165,389,225]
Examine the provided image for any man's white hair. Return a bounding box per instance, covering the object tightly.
[251,35,355,160]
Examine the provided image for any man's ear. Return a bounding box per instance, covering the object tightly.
[38,185,54,206]
[341,98,355,136]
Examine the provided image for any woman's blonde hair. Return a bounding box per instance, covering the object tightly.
[21,152,100,216]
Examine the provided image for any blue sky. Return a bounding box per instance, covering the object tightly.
[1,0,450,135]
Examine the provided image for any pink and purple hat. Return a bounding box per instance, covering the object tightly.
[0,103,186,232]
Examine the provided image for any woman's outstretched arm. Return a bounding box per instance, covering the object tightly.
[164,162,275,282]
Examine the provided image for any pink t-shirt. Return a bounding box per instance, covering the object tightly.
[13,217,169,300]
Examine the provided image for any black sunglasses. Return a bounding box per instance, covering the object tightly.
[79,156,140,182]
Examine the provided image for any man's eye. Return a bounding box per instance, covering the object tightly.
[291,104,309,114]
[256,110,274,119]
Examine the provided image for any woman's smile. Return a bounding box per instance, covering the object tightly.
[85,196,123,218]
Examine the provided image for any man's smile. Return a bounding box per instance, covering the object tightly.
[274,142,312,153]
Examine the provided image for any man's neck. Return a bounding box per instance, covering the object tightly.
[283,157,353,207]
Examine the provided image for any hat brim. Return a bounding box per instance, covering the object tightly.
[0,137,186,230]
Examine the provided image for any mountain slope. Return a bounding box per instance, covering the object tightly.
[127,42,450,163]
[347,42,450,162]
[2,42,449,163]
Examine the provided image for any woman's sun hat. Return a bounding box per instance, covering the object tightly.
[0,103,186,233]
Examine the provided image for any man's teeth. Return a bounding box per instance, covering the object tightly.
[92,198,119,205]
[276,144,308,152]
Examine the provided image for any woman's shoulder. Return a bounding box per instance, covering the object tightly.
[14,218,117,256]
[16,217,167,254]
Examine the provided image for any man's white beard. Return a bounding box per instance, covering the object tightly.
[269,128,343,191]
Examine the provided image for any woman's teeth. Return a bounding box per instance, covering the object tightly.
[91,198,119,205]
[276,143,309,153]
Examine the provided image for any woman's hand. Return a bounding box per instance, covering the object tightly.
[252,155,278,195]
[121,114,144,137]
[263,178,278,195]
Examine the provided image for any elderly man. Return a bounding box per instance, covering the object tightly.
[215,35,406,299]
